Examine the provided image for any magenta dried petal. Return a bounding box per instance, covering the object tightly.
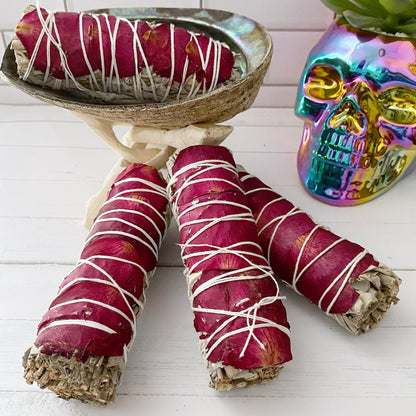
[32,164,168,362]
[178,192,266,272]
[35,326,129,361]
[142,25,194,82]
[169,145,292,376]
[239,169,379,315]
[80,237,151,280]
[142,25,173,79]
[15,8,235,106]
[114,20,151,78]
[16,8,68,78]
[38,301,132,339]
[203,306,291,370]
[186,34,234,85]
[173,175,242,206]
[110,163,167,191]
[49,283,138,319]
[180,224,266,272]
[191,269,291,370]
[193,269,278,332]
[171,145,237,175]
[170,146,241,206]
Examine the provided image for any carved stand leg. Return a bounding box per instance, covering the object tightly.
[72,112,233,227]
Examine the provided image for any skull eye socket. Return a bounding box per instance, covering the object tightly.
[379,86,416,125]
[304,65,344,101]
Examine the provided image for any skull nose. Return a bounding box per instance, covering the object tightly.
[329,101,365,135]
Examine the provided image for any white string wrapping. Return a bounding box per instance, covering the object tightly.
[22,4,229,102]
[168,158,290,361]
[38,174,168,363]
[240,173,368,315]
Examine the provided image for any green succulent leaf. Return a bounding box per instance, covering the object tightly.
[343,10,387,30]
[321,0,416,35]
[348,0,386,14]
[396,21,416,35]
[321,0,386,16]
[379,0,416,15]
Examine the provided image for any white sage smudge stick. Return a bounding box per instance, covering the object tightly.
[166,145,292,391]
[12,4,239,103]
[238,167,401,335]
[23,164,170,405]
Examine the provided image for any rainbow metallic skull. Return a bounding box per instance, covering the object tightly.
[295,20,416,205]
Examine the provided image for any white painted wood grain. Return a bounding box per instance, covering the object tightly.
[0,394,415,416]
[0,218,183,266]
[0,109,415,272]
[0,105,415,415]
[0,265,412,332]
[203,0,334,30]
[0,121,302,152]
[2,30,14,46]
[0,33,7,86]
[0,1,65,30]
[0,266,413,401]
[0,121,105,148]
[253,85,299,108]
[0,179,101,219]
[0,85,50,105]
[0,146,118,181]
[265,30,324,85]
[0,33,5,66]
[0,105,80,122]
[233,108,302,127]
[67,0,201,13]
[0,105,301,126]
[2,167,415,226]
[1,214,412,270]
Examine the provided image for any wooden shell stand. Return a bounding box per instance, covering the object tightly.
[1,7,272,226]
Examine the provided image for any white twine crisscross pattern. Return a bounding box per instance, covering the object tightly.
[240,173,368,315]
[168,158,290,361]
[23,2,226,102]
[38,173,168,362]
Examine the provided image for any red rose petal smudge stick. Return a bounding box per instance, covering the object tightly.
[166,145,292,390]
[12,5,236,103]
[238,168,401,335]
[23,164,170,405]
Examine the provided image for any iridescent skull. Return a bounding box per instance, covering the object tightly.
[295,20,416,205]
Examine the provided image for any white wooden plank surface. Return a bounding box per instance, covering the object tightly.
[68,0,201,12]
[253,85,298,108]
[0,104,415,416]
[0,266,414,388]
[0,0,63,29]
[203,0,334,30]
[1,394,414,416]
[264,30,324,85]
[0,265,414,415]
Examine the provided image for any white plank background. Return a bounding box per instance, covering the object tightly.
[0,1,415,416]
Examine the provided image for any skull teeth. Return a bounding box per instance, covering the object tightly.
[306,148,411,201]
[316,132,365,167]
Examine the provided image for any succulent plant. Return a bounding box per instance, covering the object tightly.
[321,0,416,36]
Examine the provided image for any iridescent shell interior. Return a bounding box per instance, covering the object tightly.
[0,7,272,128]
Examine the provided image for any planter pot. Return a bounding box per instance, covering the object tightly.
[295,18,416,206]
